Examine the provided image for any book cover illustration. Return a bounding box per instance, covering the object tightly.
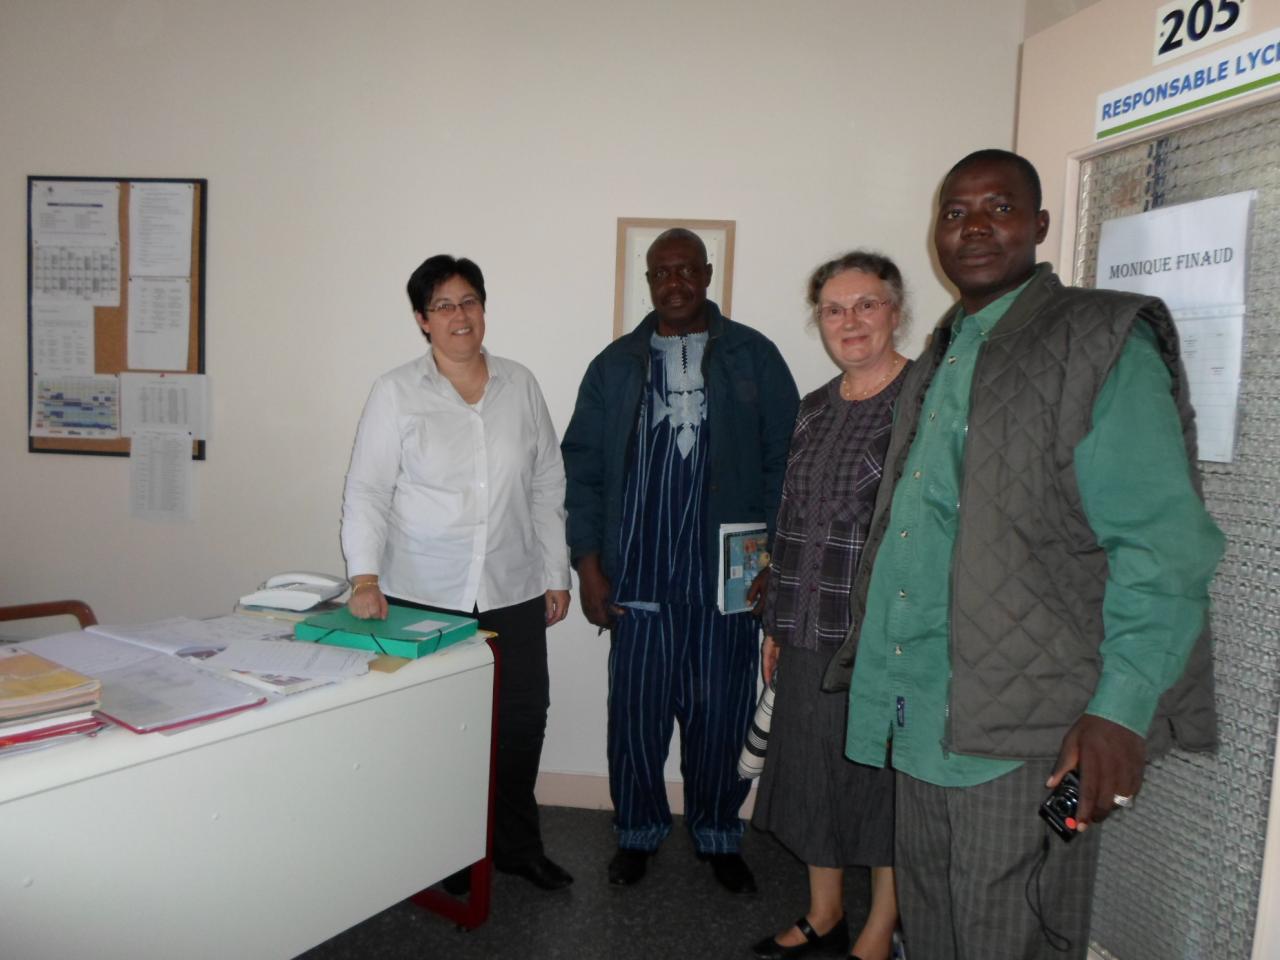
[718,523,768,615]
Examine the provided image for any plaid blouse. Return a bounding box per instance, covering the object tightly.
[763,365,907,651]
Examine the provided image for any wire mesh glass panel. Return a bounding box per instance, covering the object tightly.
[1076,97,1280,960]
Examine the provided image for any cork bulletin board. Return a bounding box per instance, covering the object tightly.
[26,176,207,458]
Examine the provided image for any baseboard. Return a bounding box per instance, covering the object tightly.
[536,771,757,819]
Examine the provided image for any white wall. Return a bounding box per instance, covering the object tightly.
[0,0,1024,784]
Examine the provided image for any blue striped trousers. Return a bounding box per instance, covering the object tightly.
[607,603,758,854]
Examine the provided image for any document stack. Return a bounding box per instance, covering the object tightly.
[0,646,105,753]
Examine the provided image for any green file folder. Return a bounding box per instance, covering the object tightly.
[294,605,477,659]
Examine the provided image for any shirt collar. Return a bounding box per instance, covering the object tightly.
[955,276,1034,337]
[417,346,498,386]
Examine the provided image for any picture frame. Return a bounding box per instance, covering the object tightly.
[613,217,735,339]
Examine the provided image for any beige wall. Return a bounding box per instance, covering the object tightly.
[0,0,1024,783]
[1025,0,1103,39]
[1018,0,1280,273]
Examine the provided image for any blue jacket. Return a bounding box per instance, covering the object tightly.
[561,302,799,595]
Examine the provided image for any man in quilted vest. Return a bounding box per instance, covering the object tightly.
[826,149,1223,959]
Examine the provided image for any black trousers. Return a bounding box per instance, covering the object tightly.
[388,593,549,865]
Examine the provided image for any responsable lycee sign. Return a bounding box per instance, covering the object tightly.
[1096,23,1280,139]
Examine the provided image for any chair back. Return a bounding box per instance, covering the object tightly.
[0,600,98,640]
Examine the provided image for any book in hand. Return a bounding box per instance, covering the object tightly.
[295,605,478,659]
[717,522,769,615]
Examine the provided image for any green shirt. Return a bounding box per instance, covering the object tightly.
[846,281,1223,786]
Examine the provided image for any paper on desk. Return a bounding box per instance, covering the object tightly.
[197,615,295,643]
[23,631,157,675]
[203,639,373,680]
[88,615,289,656]
[96,653,263,732]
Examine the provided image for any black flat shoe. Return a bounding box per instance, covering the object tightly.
[495,854,574,891]
[607,847,651,886]
[704,852,757,895]
[750,915,849,959]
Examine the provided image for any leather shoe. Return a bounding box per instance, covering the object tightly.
[607,847,650,886]
[751,915,848,958]
[494,854,574,891]
[704,851,757,894]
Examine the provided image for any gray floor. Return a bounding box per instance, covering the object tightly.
[298,805,874,960]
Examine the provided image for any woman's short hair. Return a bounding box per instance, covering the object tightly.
[805,250,905,311]
[406,254,487,315]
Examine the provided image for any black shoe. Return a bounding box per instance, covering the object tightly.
[704,851,757,894]
[494,854,574,891]
[750,915,849,958]
[441,867,471,896]
[607,847,650,886]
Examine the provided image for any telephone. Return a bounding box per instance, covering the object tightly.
[239,572,349,612]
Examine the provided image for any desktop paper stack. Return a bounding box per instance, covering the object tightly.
[22,625,270,734]
[295,606,477,659]
[0,646,105,752]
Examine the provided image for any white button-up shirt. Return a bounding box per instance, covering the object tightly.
[341,350,570,612]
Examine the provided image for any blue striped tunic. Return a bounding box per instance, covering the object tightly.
[615,332,710,606]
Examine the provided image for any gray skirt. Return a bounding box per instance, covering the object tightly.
[751,643,894,868]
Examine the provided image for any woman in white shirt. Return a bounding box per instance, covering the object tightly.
[342,254,573,892]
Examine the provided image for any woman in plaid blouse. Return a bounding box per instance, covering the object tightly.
[751,252,910,960]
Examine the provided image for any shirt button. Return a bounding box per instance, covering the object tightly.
[929,412,937,421]
[912,470,922,479]
[898,589,907,600]
[895,645,903,656]
[899,529,909,538]
[947,356,957,364]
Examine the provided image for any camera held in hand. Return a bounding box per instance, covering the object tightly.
[1039,770,1081,843]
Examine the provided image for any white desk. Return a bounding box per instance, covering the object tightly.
[0,637,495,960]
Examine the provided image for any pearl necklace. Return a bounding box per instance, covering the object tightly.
[841,355,903,401]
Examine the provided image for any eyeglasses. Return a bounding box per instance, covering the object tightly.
[647,264,705,283]
[817,298,893,323]
[426,296,483,318]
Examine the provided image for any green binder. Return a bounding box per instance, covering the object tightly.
[294,605,478,659]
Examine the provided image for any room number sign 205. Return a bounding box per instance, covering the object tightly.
[1154,0,1251,64]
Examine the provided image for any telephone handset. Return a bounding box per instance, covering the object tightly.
[239,572,348,611]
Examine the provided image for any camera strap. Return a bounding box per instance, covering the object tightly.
[1025,829,1073,953]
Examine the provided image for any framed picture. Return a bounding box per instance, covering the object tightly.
[613,217,735,338]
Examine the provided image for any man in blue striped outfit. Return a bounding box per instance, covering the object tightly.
[563,229,799,892]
